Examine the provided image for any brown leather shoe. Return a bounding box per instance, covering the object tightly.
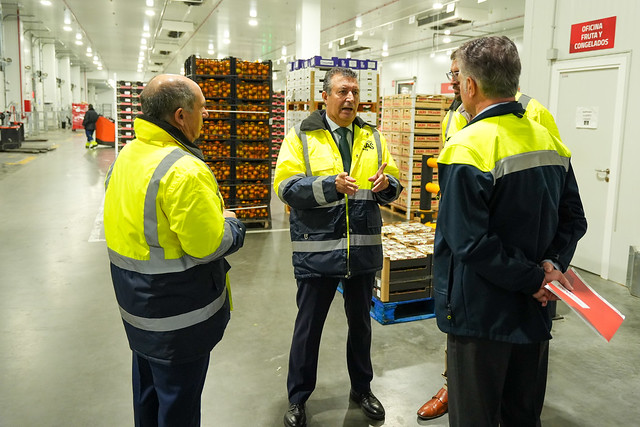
[417,387,448,420]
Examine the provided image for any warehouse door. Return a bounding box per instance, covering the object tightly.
[549,55,628,278]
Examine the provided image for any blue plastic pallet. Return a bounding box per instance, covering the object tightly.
[370,296,435,325]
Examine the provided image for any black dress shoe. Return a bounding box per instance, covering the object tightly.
[350,390,385,420]
[284,402,306,427]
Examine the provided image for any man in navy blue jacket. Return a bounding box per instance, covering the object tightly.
[434,36,587,427]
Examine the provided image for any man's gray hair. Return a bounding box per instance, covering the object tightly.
[456,36,520,99]
[323,67,358,94]
[141,77,197,121]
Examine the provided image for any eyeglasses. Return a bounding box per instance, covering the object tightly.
[445,70,460,81]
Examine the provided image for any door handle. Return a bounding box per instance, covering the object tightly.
[595,168,610,182]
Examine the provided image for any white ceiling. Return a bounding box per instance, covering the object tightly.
[1,0,525,84]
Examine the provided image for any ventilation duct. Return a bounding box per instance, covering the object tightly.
[417,6,488,30]
[336,37,382,53]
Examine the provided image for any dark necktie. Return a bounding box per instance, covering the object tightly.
[335,127,351,173]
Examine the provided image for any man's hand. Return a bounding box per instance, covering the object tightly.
[368,162,389,193]
[532,261,573,306]
[223,209,237,218]
[336,172,359,196]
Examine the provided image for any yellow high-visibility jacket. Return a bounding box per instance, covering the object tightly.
[274,110,402,278]
[442,92,561,145]
[104,116,246,364]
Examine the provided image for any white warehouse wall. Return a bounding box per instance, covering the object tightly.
[522,0,639,284]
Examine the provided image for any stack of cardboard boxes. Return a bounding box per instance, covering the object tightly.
[381,94,451,219]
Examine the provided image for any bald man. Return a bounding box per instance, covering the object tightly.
[104,74,246,426]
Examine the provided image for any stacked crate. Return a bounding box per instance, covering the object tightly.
[186,55,273,228]
[380,94,450,219]
[285,56,379,130]
[371,221,436,325]
[271,91,285,168]
[116,80,144,144]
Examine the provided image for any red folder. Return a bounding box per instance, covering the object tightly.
[545,267,625,342]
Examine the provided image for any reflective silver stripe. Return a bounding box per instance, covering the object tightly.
[350,189,375,201]
[312,198,345,209]
[291,234,381,253]
[196,220,235,263]
[108,247,199,274]
[145,149,186,263]
[119,287,228,332]
[292,238,347,252]
[518,94,532,111]
[372,129,382,168]
[388,175,403,198]
[105,162,114,191]
[295,124,312,177]
[492,150,570,181]
[351,234,382,246]
[312,175,329,205]
[277,173,305,203]
[444,111,454,141]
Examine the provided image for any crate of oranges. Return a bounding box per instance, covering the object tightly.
[235,207,269,220]
[199,140,230,159]
[236,162,269,180]
[237,104,269,120]
[206,101,232,119]
[237,141,269,159]
[237,81,270,100]
[198,79,232,98]
[194,58,232,76]
[236,121,269,140]
[235,61,271,79]
[206,160,232,181]
[201,120,231,139]
[235,183,269,200]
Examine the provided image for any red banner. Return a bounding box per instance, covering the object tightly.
[570,16,616,54]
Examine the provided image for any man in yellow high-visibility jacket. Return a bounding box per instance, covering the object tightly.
[275,67,402,427]
[104,74,246,426]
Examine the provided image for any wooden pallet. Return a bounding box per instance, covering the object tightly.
[370,296,435,325]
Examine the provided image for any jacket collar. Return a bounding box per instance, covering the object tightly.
[136,114,205,161]
[465,101,525,128]
[299,109,372,133]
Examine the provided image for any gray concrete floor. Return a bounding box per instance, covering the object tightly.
[1,129,639,426]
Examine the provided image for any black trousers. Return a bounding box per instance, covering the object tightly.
[447,334,549,427]
[287,274,375,404]
[132,352,210,427]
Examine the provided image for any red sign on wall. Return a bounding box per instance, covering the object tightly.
[441,82,454,94]
[570,16,616,54]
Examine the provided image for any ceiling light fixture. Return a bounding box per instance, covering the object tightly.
[145,10,155,17]
[381,51,389,57]
[76,32,82,40]
[248,19,258,26]
[328,41,333,49]
[433,3,443,9]
[281,45,287,56]
[444,29,451,35]
[146,0,154,6]
[355,16,362,28]
[63,26,72,32]
[75,40,83,46]
[250,9,257,18]
[409,15,416,24]
[443,37,451,43]
[40,0,52,6]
